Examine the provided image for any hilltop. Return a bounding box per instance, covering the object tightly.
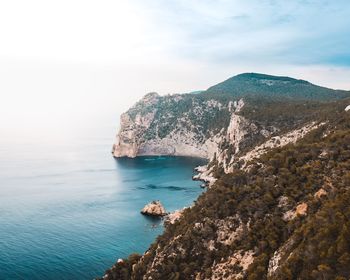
[204,73,349,101]
[105,73,350,279]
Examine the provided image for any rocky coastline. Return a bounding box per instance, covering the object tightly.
[104,73,350,280]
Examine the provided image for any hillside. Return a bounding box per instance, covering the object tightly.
[106,108,350,280]
[106,74,350,279]
[205,73,350,101]
[112,73,349,176]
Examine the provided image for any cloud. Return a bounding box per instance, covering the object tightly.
[1,0,349,68]
[134,0,350,67]
[1,0,349,146]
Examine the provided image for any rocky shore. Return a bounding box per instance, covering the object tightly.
[104,73,350,280]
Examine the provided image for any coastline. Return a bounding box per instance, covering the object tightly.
[101,155,211,272]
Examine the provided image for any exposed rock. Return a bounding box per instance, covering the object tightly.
[113,93,229,159]
[164,208,185,225]
[277,196,290,209]
[213,100,252,174]
[210,250,254,280]
[141,200,167,217]
[193,165,217,186]
[113,93,159,158]
[103,73,350,280]
[112,92,325,183]
[314,188,327,199]
[267,237,296,277]
[215,216,247,246]
[283,202,308,221]
[283,209,296,222]
[206,240,216,251]
[268,249,282,277]
[239,122,325,169]
[319,149,329,159]
[295,202,308,216]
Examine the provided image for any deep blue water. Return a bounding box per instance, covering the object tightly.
[0,136,205,279]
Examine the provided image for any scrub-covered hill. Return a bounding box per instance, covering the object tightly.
[105,74,350,280]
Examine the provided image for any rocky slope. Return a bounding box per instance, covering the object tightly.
[112,91,229,159]
[112,73,348,180]
[105,73,350,280]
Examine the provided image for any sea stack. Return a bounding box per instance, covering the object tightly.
[141,200,167,217]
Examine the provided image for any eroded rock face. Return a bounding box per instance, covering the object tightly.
[141,200,167,217]
[104,74,350,280]
[112,91,326,190]
[112,92,249,161]
[295,202,308,216]
[314,188,327,199]
[193,165,217,186]
[164,209,185,225]
[210,250,254,280]
[238,122,325,170]
[112,92,159,158]
[283,202,308,221]
[113,94,266,184]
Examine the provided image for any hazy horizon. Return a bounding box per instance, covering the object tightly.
[1,2,350,279]
[1,0,350,144]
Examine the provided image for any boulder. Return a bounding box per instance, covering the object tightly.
[314,188,327,199]
[141,200,167,217]
[295,203,308,216]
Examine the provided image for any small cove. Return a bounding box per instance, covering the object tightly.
[0,136,206,279]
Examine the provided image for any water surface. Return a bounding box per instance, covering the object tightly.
[0,136,205,279]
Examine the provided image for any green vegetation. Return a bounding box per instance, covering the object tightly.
[205,73,350,101]
[131,73,349,146]
[143,95,232,141]
[104,108,350,280]
[103,74,350,279]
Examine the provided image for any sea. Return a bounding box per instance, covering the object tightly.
[0,128,206,279]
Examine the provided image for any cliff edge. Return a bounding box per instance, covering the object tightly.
[112,73,349,176]
[104,73,350,280]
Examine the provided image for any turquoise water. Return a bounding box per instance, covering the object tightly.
[0,136,205,279]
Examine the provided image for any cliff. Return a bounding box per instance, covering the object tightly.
[105,73,350,280]
[113,73,349,178]
[112,91,227,159]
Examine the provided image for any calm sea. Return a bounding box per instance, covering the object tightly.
[0,133,205,279]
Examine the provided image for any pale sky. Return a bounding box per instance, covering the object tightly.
[0,0,349,143]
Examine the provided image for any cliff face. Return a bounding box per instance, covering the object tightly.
[106,73,350,280]
[112,92,228,159]
[113,92,160,158]
[113,92,275,183]
[113,73,349,177]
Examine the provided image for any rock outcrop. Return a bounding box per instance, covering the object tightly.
[113,92,160,158]
[112,92,229,159]
[141,200,167,217]
[112,92,278,183]
[104,73,350,280]
[112,73,349,185]
[164,209,185,225]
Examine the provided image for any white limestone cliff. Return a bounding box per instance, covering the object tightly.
[112,92,233,159]
[112,92,159,158]
[112,92,325,187]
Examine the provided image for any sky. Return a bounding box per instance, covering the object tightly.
[0,0,350,143]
